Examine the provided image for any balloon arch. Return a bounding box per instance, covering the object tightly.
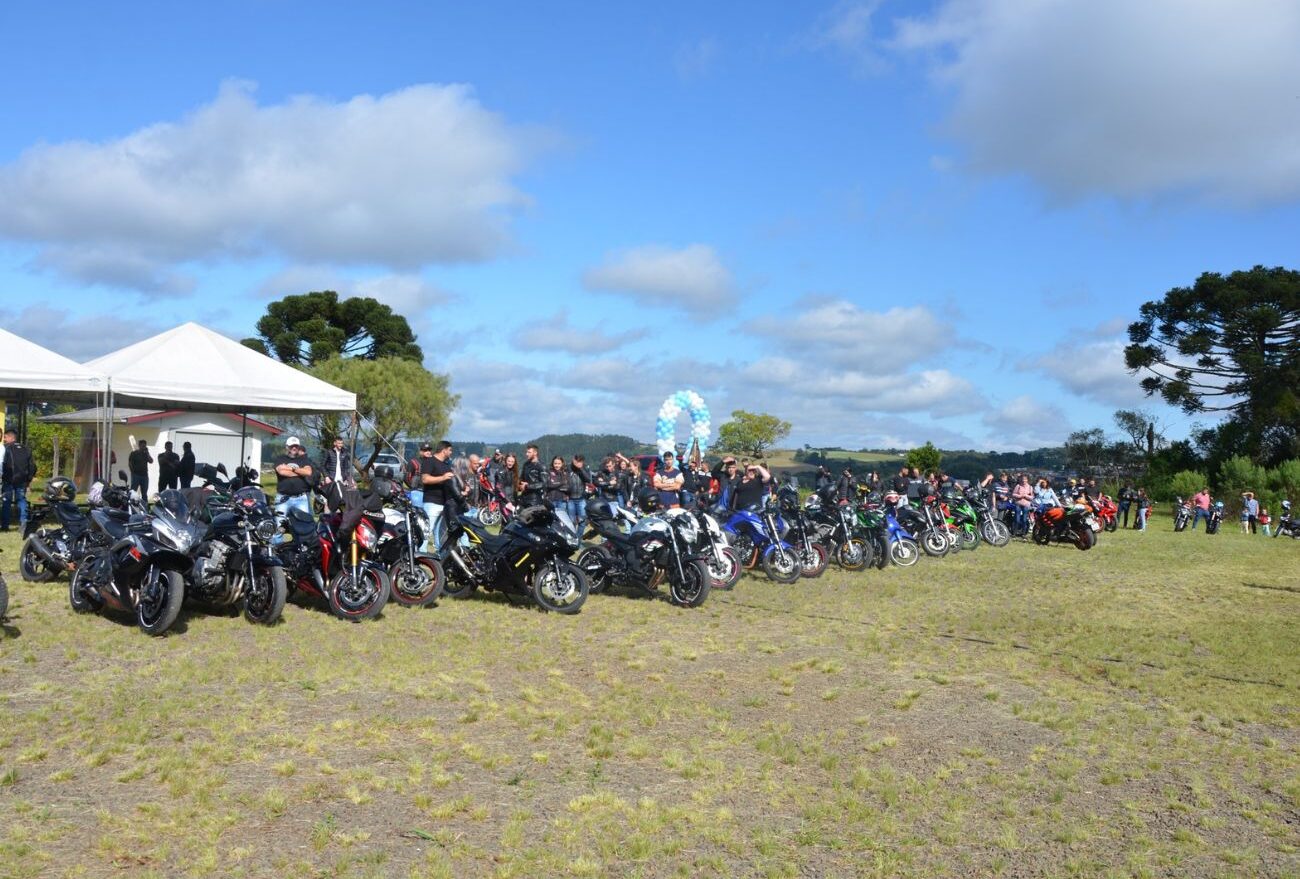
[655,390,711,456]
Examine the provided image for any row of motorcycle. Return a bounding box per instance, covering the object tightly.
[1171,496,1300,537]
[11,466,1105,636]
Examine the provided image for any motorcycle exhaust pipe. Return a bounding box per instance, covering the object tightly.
[24,534,67,572]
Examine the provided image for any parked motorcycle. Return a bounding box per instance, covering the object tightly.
[442,503,588,613]
[68,473,195,635]
[1205,500,1224,535]
[1172,497,1192,532]
[895,497,949,557]
[186,480,287,625]
[776,484,829,577]
[805,493,872,570]
[686,507,742,589]
[277,493,391,621]
[1031,502,1097,550]
[720,495,801,583]
[1272,500,1297,538]
[20,476,100,582]
[372,483,444,608]
[858,492,921,567]
[1094,494,1118,533]
[576,499,711,606]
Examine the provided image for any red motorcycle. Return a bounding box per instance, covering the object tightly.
[1094,494,1118,533]
[277,498,391,621]
[1032,503,1097,550]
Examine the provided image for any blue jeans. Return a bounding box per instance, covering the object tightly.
[1137,507,1148,530]
[1191,508,1209,529]
[274,493,312,544]
[423,501,446,555]
[1,483,29,529]
[1013,504,1029,533]
[130,472,149,497]
[567,499,587,536]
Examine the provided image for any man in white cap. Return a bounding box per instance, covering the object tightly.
[274,436,315,519]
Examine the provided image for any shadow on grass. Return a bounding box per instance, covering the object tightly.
[1242,581,1300,594]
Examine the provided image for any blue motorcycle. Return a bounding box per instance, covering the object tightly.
[720,495,800,583]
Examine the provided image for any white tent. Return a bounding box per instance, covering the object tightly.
[0,327,106,398]
[84,322,356,414]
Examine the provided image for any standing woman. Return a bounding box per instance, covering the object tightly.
[544,456,568,506]
[497,453,519,506]
[1011,474,1035,535]
[1033,478,1059,514]
[1135,488,1150,531]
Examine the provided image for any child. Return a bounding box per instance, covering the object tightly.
[1258,507,1272,537]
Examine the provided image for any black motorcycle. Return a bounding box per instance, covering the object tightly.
[964,487,1010,546]
[1273,500,1297,539]
[19,477,115,582]
[1173,497,1192,532]
[895,498,949,557]
[69,475,196,635]
[441,503,588,613]
[776,484,829,577]
[576,499,711,607]
[186,481,287,625]
[805,492,872,570]
[372,486,444,608]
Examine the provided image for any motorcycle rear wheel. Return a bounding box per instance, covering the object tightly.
[532,561,588,614]
[19,537,59,583]
[669,559,711,608]
[138,570,185,636]
[957,527,979,552]
[328,567,390,621]
[477,506,502,528]
[760,546,801,583]
[1072,526,1096,551]
[575,545,615,594]
[69,557,103,613]
[242,567,288,625]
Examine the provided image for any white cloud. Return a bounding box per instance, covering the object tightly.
[511,310,646,355]
[746,299,953,368]
[1023,326,1148,407]
[981,394,1070,450]
[741,357,985,417]
[891,0,1300,204]
[581,244,736,315]
[807,1,886,74]
[0,80,539,292]
[0,304,167,362]
[675,37,719,80]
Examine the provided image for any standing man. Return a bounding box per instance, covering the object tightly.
[128,439,153,497]
[421,441,456,554]
[568,454,592,532]
[519,444,545,506]
[1,429,35,533]
[179,441,196,489]
[406,443,432,505]
[653,450,685,509]
[1117,483,1133,529]
[1191,486,1211,530]
[273,436,314,518]
[157,441,181,491]
[320,436,354,512]
[1244,492,1260,534]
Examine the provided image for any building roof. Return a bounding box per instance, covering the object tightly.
[39,407,282,435]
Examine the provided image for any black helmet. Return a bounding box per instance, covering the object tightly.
[637,489,661,513]
[587,499,616,521]
[44,476,77,503]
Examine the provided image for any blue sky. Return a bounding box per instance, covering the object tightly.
[2,1,1297,451]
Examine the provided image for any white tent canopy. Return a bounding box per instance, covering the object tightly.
[84,322,356,414]
[0,327,106,398]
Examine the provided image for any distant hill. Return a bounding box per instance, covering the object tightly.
[444,434,656,462]
[793,446,1067,481]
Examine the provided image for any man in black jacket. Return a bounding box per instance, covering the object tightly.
[158,441,181,491]
[1,429,36,531]
[179,441,196,488]
[519,444,545,506]
[320,437,354,512]
[128,439,153,497]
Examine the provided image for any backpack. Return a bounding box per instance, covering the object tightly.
[403,457,421,490]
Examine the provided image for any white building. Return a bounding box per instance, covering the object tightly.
[40,407,281,491]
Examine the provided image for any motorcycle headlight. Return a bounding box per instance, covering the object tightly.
[154,518,192,551]
[255,519,278,542]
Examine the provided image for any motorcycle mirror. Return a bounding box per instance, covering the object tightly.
[217,463,228,476]
[117,469,128,482]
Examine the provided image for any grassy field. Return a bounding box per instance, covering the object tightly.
[761,449,904,471]
[1,517,1297,878]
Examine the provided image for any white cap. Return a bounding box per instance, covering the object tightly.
[285,436,303,448]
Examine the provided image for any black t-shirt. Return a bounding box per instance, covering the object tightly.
[129,448,152,475]
[891,474,909,494]
[421,456,453,505]
[158,451,180,474]
[275,454,311,496]
[734,476,769,510]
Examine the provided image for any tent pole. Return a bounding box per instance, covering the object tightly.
[239,412,248,482]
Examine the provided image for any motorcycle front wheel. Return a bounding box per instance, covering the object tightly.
[957,527,979,552]
[980,519,1011,547]
[532,561,588,614]
[798,542,829,578]
[705,545,742,590]
[477,506,502,528]
[1072,526,1096,551]
[328,566,390,621]
[834,537,870,571]
[388,555,445,607]
[920,530,949,557]
[760,546,801,583]
[1104,518,1117,533]
[138,569,185,636]
[889,538,920,567]
[69,557,103,613]
[669,559,712,608]
[242,566,288,625]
